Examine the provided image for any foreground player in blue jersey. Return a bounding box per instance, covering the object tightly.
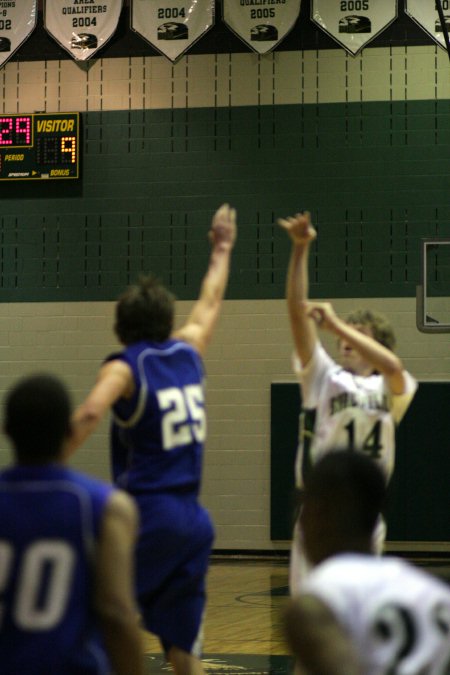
[70,204,237,675]
[0,373,143,675]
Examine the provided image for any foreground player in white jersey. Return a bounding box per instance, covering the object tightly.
[283,451,450,675]
[279,211,417,591]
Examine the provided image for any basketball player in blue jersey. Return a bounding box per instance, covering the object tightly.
[278,211,417,593]
[69,203,237,675]
[283,451,450,675]
[0,373,143,675]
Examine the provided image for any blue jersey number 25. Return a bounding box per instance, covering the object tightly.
[157,384,206,451]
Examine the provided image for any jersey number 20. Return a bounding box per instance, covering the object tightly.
[0,539,75,630]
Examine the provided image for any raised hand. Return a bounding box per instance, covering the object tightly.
[209,203,237,251]
[278,212,316,245]
[303,301,339,332]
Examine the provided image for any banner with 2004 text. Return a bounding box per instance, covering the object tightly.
[44,0,123,61]
[131,0,214,63]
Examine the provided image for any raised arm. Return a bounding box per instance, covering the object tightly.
[278,212,318,368]
[174,203,237,356]
[66,359,134,456]
[94,490,144,675]
[283,594,362,675]
[305,301,408,395]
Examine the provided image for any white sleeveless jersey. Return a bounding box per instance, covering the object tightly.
[293,344,417,488]
[303,554,450,675]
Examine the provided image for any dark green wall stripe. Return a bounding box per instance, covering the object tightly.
[1,101,449,302]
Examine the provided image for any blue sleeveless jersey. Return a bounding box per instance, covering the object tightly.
[0,464,114,675]
[108,339,206,496]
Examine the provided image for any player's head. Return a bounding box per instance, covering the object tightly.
[4,373,72,464]
[300,451,386,566]
[114,274,175,345]
[345,308,396,351]
[338,308,396,375]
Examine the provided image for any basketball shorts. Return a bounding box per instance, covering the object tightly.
[134,492,215,656]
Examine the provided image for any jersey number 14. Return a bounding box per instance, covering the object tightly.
[344,419,383,459]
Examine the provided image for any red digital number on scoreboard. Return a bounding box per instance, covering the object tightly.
[0,116,32,146]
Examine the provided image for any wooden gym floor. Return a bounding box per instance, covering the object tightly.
[141,557,293,674]
[140,554,450,674]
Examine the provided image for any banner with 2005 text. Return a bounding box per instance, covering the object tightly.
[311,0,398,56]
[223,0,301,55]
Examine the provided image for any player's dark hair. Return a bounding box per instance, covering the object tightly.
[114,274,175,345]
[4,374,72,464]
[346,308,396,351]
[304,450,386,538]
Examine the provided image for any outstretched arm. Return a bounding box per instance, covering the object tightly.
[278,212,318,368]
[174,203,237,356]
[95,490,144,675]
[66,359,134,456]
[283,595,362,675]
[305,301,408,395]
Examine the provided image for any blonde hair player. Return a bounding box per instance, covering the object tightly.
[279,211,417,593]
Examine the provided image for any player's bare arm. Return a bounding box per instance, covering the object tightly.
[67,359,135,455]
[174,203,237,356]
[95,490,144,675]
[305,301,407,395]
[283,594,362,675]
[278,212,317,367]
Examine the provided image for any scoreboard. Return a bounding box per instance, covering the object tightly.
[0,113,80,181]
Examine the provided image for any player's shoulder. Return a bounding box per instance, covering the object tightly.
[68,471,137,528]
[308,553,402,588]
[294,341,336,376]
[60,467,114,501]
[107,339,199,369]
[311,554,447,596]
[64,466,109,487]
[102,488,139,529]
[171,326,204,354]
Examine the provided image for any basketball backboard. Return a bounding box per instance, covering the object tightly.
[416,238,450,333]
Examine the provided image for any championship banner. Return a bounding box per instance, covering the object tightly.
[0,0,37,69]
[223,0,301,55]
[131,0,214,63]
[405,0,450,51]
[312,0,398,56]
[44,0,123,61]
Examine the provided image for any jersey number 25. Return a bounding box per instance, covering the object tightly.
[157,384,206,451]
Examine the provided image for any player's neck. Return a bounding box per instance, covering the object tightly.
[314,539,373,565]
[347,364,376,378]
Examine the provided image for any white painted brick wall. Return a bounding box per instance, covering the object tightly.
[0,298,447,550]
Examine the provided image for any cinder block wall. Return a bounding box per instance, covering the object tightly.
[0,297,447,549]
